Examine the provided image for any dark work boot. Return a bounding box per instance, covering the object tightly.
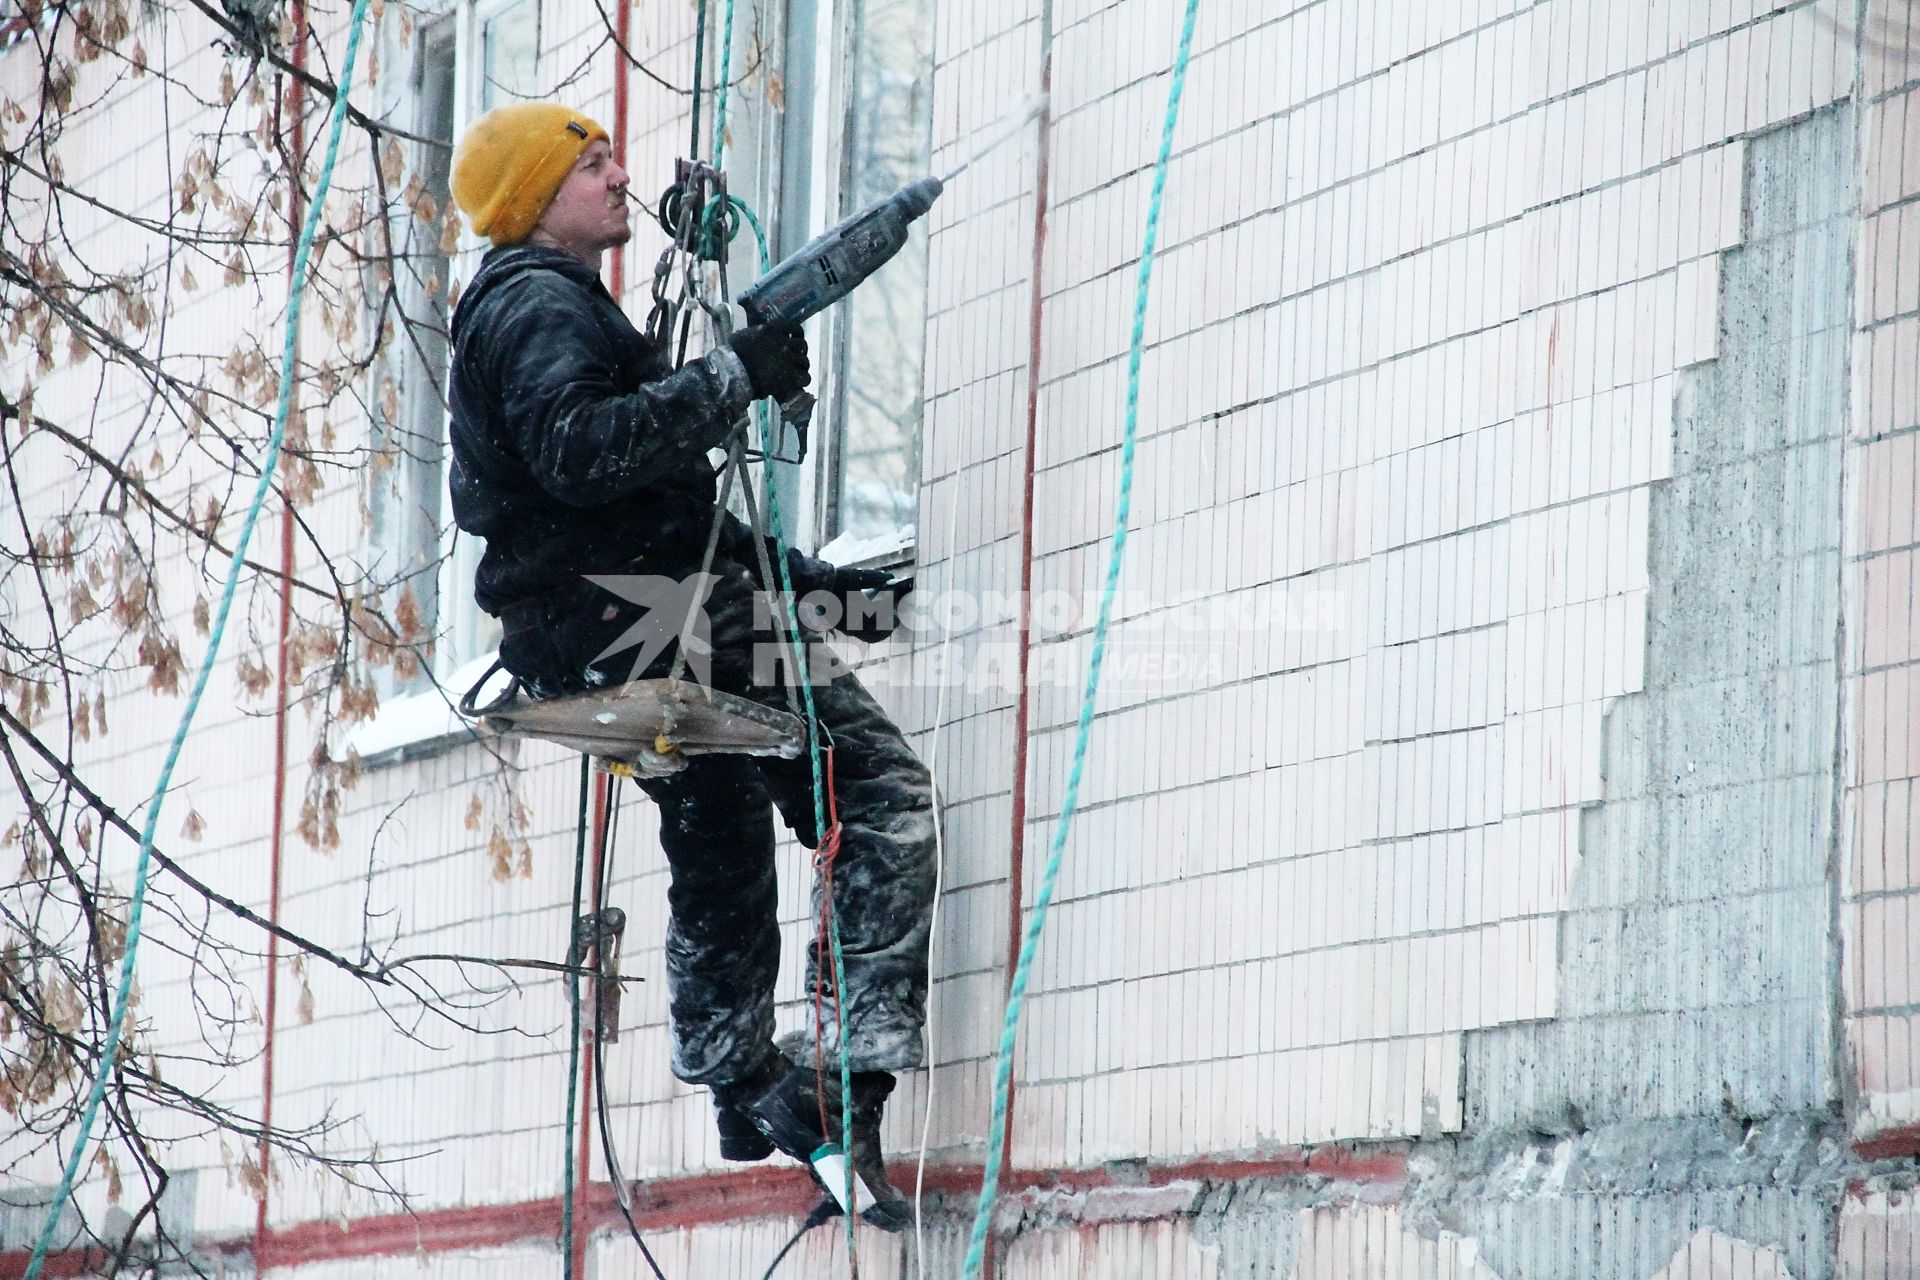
[845,1071,910,1233]
[714,1098,776,1162]
[710,1052,786,1163]
[741,1056,834,1164]
[745,1061,910,1233]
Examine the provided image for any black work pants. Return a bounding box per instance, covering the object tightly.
[501,555,935,1087]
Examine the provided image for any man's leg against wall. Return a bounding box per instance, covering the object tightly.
[633,756,783,1089]
[755,665,937,1072]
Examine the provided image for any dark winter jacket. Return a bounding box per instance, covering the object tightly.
[447,244,755,616]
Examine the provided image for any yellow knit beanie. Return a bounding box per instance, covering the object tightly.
[451,104,611,246]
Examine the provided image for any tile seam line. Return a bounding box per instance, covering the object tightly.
[1854,302,1920,331]
[1861,71,1920,105]
[926,274,1039,326]
[1844,887,1920,906]
[1014,1007,1837,1077]
[1846,655,1920,678]
[1013,876,1502,925]
[1027,243,1739,440]
[1041,95,1859,340]
[1012,898,1843,998]
[1013,621,1647,732]
[1043,0,1505,139]
[1035,224,1738,398]
[1039,0,1314,46]
[1019,519,1642,618]
[1013,751,1763,844]
[1041,0,1820,230]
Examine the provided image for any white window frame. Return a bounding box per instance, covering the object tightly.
[352,0,536,763]
[769,0,931,570]
[437,0,537,667]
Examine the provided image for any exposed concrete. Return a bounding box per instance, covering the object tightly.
[1404,1115,1854,1280]
[1186,1171,1402,1280]
[1005,1178,1206,1228]
[1439,102,1858,1280]
[902,102,1878,1280]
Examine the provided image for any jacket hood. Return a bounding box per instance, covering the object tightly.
[452,244,603,340]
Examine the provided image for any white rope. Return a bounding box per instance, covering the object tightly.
[912,473,963,1277]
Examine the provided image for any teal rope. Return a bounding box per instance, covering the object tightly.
[729,196,861,1264]
[958,3,1199,1275]
[21,1,377,1273]
[693,0,739,259]
[710,0,853,1228]
[688,0,706,162]
[710,0,736,173]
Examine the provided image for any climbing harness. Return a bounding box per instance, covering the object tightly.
[461,0,870,1271]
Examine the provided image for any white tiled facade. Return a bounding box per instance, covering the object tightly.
[5,0,1920,1277]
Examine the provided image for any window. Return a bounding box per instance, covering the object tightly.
[827,0,934,552]
[366,0,542,689]
[355,1,539,754]
[356,0,932,750]
[775,0,934,563]
[436,0,538,668]
[478,0,538,106]
[366,17,458,696]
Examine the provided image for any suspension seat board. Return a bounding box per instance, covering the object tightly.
[480,679,806,762]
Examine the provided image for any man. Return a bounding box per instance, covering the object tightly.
[445,103,934,1230]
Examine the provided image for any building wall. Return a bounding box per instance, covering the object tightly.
[5,0,1920,1277]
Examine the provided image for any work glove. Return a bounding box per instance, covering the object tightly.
[838,572,913,644]
[773,546,835,597]
[728,323,810,403]
[774,551,912,642]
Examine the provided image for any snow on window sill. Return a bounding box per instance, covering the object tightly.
[818,524,915,570]
[345,651,514,767]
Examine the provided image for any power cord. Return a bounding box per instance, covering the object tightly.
[591,780,671,1280]
[591,775,836,1280]
[912,449,966,1277]
[760,1199,843,1280]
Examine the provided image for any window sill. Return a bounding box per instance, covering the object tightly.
[345,651,514,768]
[819,524,915,572]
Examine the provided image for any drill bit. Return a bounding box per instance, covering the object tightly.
[941,93,1050,185]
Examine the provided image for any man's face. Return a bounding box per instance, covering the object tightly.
[531,139,631,262]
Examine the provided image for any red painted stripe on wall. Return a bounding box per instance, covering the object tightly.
[1,1149,1411,1275]
[1854,1124,1920,1161]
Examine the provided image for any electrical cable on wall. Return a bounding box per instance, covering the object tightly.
[736,198,865,1267]
[591,1,867,1265]
[592,779,671,1280]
